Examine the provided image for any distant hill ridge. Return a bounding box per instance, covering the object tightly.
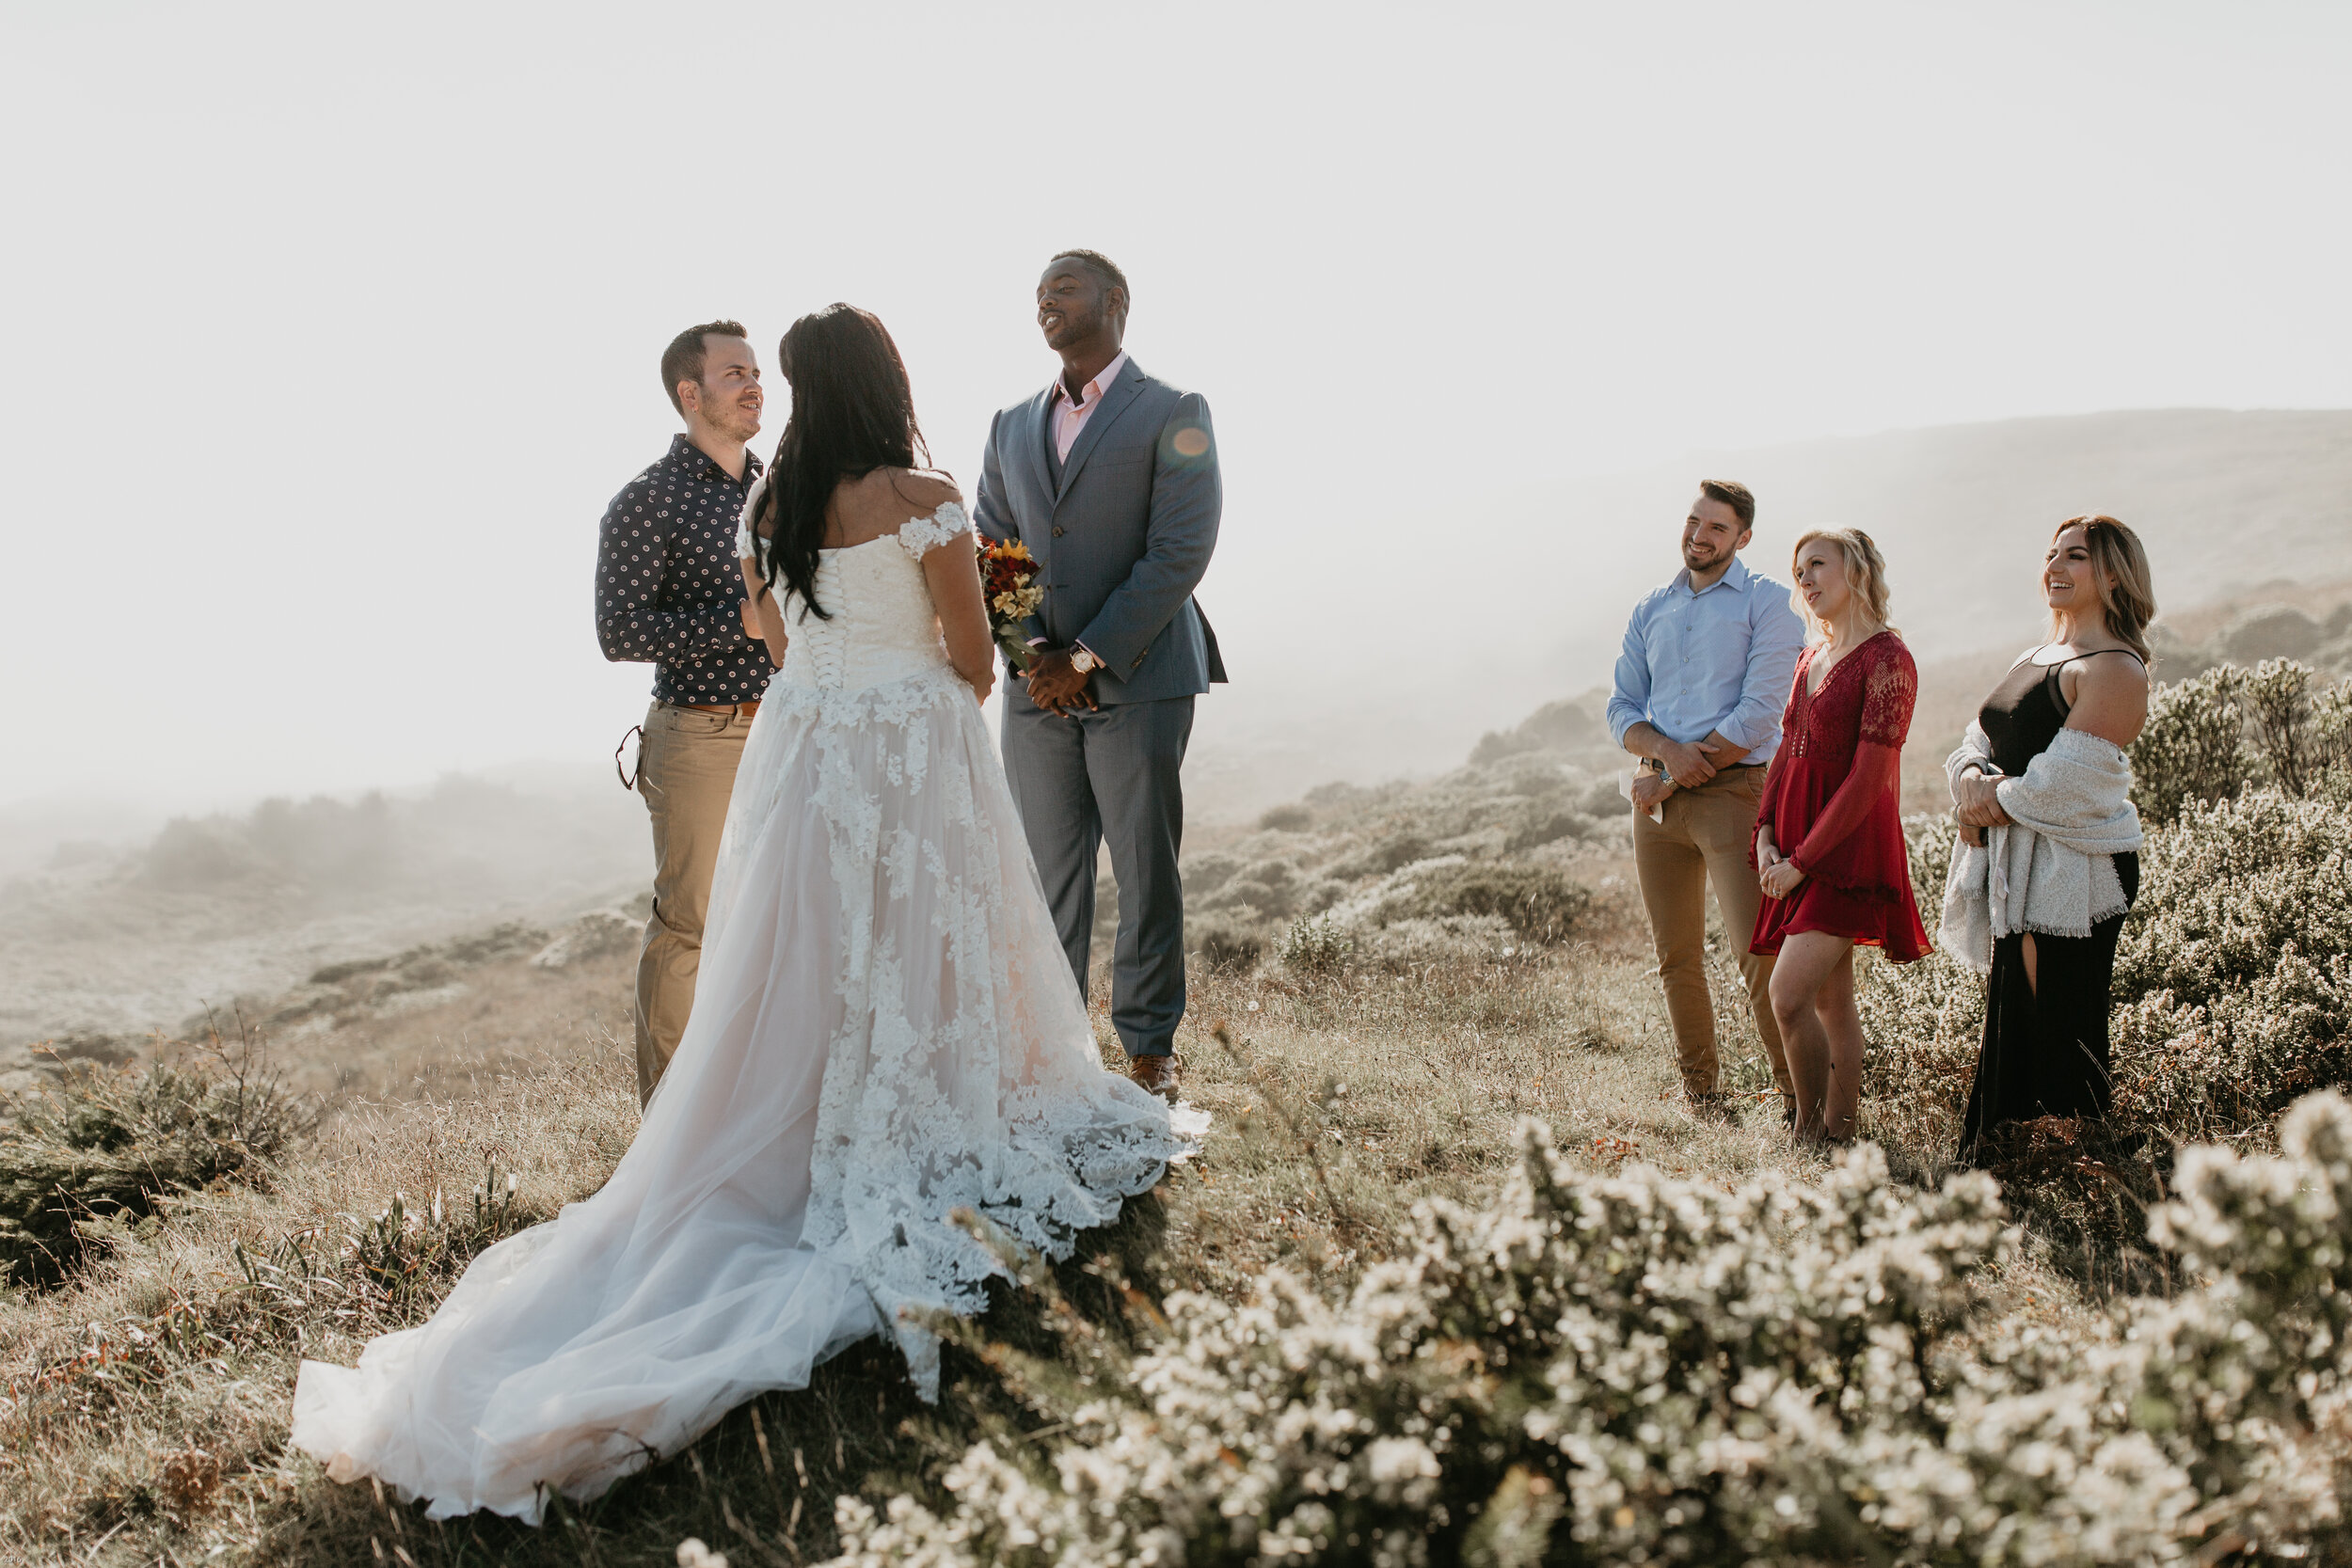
[1661,407,2352,654]
[1192,407,2352,820]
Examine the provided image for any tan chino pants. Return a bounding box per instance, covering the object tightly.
[1630,766,1791,1101]
[633,701,755,1105]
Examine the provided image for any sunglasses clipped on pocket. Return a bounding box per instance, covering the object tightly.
[614,725,644,791]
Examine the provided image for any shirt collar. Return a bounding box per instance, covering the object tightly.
[667,431,761,485]
[1677,554,1754,597]
[1049,350,1129,411]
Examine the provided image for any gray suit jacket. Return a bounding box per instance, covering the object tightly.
[972,356,1225,705]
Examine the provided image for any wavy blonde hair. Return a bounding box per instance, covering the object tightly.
[2051,515,2155,664]
[1789,529,1896,638]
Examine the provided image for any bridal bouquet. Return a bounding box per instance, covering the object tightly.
[977,537,1044,673]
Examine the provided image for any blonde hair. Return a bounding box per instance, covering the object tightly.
[2051,515,2155,663]
[1789,529,1895,638]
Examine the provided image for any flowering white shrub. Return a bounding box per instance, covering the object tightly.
[2131,663,2256,823]
[2131,657,2352,822]
[1863,782,2352,1154]
[818,1096,2352,1565]
[2108,788,2352,1137]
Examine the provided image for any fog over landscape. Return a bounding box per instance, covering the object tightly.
[20,8,2352,1561]
[5,3,2351,1044]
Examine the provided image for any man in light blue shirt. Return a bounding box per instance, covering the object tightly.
[1608,480,1806,1122]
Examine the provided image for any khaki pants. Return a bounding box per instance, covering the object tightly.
[633,701,755,1105]
[1630,767,1790,1100]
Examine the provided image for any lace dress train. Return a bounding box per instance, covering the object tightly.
[290,503,1204,1521]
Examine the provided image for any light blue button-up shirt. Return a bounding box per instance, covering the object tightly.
[1607,554,1808,768]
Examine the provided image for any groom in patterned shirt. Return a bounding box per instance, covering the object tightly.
[595,320,769,1105]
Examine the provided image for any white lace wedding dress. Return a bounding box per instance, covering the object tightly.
[291,500,1205,1522]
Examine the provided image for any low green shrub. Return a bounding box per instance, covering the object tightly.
[1212,860,1302,920]
[1328,832,1432,880]
[0,1050,308,1288]
[2131,664,2253,823]
[1855,945,1984,1148]
[342,1157,529,1321]
[1376,863,1591,944]
[1502,804,1585,853]
[1275,914,1355,975]
[2107,788,2352,1138]
[1183,851,1246,896]
[1189,916,1265,974]
[2130,657,2352,823]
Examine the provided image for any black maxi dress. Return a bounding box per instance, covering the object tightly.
[1955,655,2141,1163]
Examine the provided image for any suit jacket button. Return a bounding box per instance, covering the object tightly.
[1052,526,1065,537]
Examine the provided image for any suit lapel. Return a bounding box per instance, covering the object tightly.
[1018,388,1056,507]
[1015,387,1057,561]
[1054,359,1146,506]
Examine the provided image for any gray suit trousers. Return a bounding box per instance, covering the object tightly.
[1001,689,1193,1058]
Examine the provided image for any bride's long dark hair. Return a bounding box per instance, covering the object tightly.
[754,303,932,621]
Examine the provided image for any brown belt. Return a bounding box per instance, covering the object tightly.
[680,700,760,718]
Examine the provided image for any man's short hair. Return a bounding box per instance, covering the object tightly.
[1696,479,1756,531]
[660,320,749,416]
[1048,249,1129,309]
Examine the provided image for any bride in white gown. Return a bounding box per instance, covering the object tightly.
[291,304,1206,1522]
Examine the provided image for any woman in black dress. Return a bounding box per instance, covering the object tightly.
[1951,516,2154,1161]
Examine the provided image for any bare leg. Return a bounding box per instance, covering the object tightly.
[1769,929,1860,1143]
[1812,946,1864,1139]
[2021,931,2039,996]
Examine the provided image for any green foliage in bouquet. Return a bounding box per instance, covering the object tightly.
[977,538,1044,674]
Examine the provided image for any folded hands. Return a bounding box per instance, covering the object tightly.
[1952,768,2011,846]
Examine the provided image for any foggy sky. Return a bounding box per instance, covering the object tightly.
[4,0,2349,823]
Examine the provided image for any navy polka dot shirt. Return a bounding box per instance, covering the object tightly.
[595,435,771,706]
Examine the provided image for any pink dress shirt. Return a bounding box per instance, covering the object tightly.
[1032,351,1129,668]
[1048,351,1129,464]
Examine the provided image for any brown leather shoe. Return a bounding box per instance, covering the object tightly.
[1129,1054,1175,1096]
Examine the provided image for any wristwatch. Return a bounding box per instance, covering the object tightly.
[1068,647,1099,674]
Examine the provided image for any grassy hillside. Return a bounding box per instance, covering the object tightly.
[8,644,2352,1562]
[0,849,1796,1564]
[7,658,2352,1561]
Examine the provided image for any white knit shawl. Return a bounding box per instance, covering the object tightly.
[1937,721,2144,974]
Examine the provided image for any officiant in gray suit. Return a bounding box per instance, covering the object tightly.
[973,250,1225,1096]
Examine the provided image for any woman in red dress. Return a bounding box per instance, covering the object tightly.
[1751,529,1931,1144]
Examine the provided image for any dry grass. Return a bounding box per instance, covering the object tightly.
[0,875,2094,1566]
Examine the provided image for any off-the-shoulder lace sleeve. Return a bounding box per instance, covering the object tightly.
[896,500,970,561]
[1858,639,1918,748]
[737,473,770,562]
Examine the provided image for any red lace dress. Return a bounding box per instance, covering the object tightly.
[1749,630,1931,961]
